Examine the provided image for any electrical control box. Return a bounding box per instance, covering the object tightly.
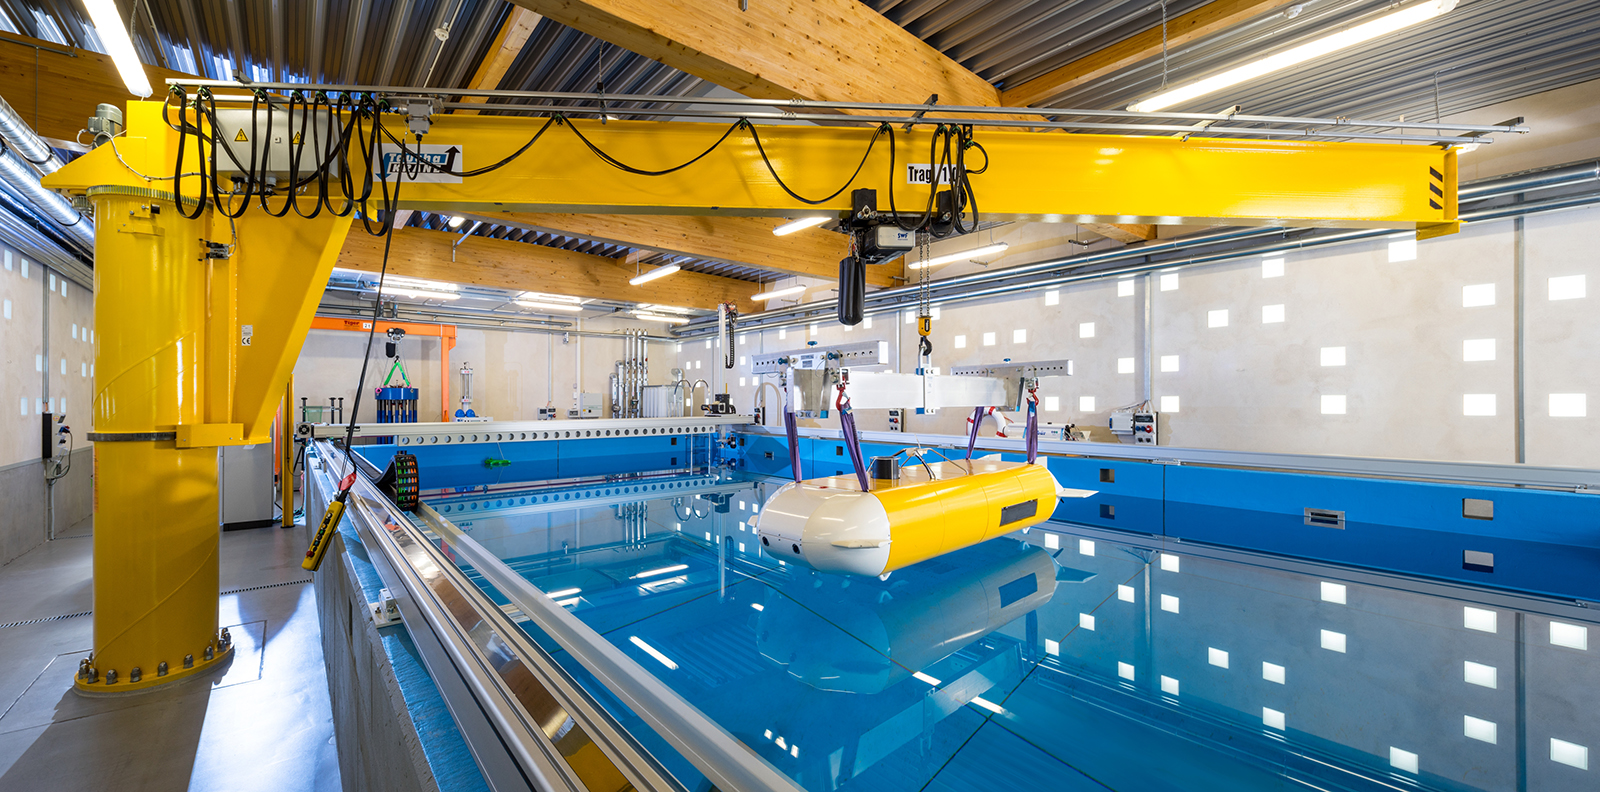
[887,408,905,432]
[569,392,604,419]
[213,107,339,181]
[1111,411,1159,445]
[1132,412,1158,445]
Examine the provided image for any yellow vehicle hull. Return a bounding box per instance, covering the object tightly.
[755,459,1057,576]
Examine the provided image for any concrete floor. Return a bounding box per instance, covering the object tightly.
[0,516,341,792]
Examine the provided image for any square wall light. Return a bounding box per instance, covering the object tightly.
[1550,275,1586,301]
[1463,283,1495,307]
[1388,234,1417,262]
[1261,258,1285,278]
[1550,393,1587,417]
[954,335,967,349]
[1159,395,1180,413]
[982,332,996,346]
[1079,322,1095,338]
[1160,355,1179,372]
[1463,339,1496,362]
[1321,395,1347,415]
[1045,289,1060,306]
[1117,357,1135,374]
[1159,272,1179,291]
[1320,347,1346,367]
[1463,394,1497,416]
[1262,304,1285,323]
[1207,309,1229,328]
[1079,396,1096,412]
[1118,280,1135,297]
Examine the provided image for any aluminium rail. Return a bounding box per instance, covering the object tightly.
[309,440,805,792]
[300,415,752,442]
[416,502,808,792]
[164,79,1523,145]
[676,164,1600,337]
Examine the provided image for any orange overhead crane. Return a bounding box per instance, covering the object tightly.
[307,317,459,423]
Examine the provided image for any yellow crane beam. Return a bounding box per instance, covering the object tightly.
[49,101,1460,233]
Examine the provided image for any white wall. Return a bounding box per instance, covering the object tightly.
[677,206,1600,468]
[291,315,678,423]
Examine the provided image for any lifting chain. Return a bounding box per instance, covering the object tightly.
[916,230,933,359]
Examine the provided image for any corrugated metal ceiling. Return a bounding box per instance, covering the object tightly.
[3,0,1596,282]
[872,0,1600,125]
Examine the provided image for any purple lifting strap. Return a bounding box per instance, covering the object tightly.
[784,404,803,483]
[1025,397,1040,464]
[839,407,871,492]
[965,406,985,460]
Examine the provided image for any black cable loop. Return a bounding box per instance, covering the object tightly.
[172,89,209,219]
[563,117,744,177]
[746,121,886,205]
[160,94,982,234]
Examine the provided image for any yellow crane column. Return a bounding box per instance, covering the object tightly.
[78,188,231,691]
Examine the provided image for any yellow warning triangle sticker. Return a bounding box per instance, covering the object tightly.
[291,131,301,145]
[234,129,248,142]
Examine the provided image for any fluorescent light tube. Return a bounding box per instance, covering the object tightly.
[379,287,461,301]
[629,636,679,670]
[631,564,689,579]
[515,301,584,312]
[448,215,467,228]
[83,0,152,98]
[773,216,831,236]
[1128,0,1459,113]
[385,276,458,291]
[520,292,584,304]
[632,312,689,325]
[629,264,681,286]
[545,587,582,598]
[752,285,806,302]
[908,242,1009,270]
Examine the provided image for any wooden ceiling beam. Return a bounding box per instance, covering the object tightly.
[0,32,194,143]
[509,0,1022,115]
[468,212,904,288]
[336,227,758,311]
[457,7,543,115]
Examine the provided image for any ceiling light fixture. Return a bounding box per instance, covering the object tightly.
[385,276,458,292]
[83,0,152,97]
[519,291,584,304]
[631,312,690,325]
[908,242,1010,270]
[1127,0,1460,113]
[514,300,584,312]
[751,285,807,302]
[448,215,467,228]
[380,287,461,301]
[629,264,681,286]
[772,216,831,236]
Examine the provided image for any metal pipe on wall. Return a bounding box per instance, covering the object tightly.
[0,95,65,175]
[0,104,94,254]
[683,174,1600,338]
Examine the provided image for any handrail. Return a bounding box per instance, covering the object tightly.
[312,442,686,792]
[416,502,808,792]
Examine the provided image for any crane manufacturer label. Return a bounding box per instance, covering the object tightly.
[375,144,464,184]
[905,163,963,185]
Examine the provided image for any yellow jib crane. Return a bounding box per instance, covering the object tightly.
[42,82,1502,691]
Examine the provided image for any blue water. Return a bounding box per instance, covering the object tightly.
[428,470,1600,792]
